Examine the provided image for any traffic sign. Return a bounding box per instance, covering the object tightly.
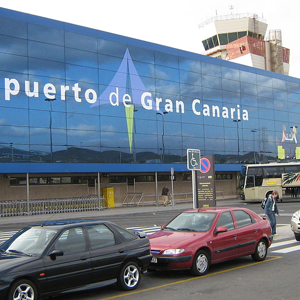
[187,149,201,170]
[200,157,211,173]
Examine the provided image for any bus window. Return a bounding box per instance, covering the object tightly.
[284,165,300,173]
[241,166,246,176]
[263,166,285,178]
[245,176,254,188]
[245,174,263,187]
[246,167,263,187]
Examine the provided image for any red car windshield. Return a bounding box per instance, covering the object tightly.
[164,212,217,232]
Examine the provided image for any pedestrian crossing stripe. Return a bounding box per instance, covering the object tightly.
[127,226,160,235]
[271,245,300,254]
[0,231,17,237]
[269,239,300,253]
[269,239,298,248]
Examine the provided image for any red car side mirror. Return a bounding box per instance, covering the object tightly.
[216,226,228,233]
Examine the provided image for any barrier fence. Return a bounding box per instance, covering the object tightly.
[122,191,227,206]
[1,191,228,217]
[0,197,106,217]
[122,192,193,206]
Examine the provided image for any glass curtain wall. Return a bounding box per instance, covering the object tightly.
[0,13,299,165]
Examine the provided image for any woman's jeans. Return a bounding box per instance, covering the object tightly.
[267,212,277,234]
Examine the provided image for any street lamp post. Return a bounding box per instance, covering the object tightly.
[10,143,14,162]
[157,112,168,163]
[133,107,138,163]
[45,98,56,162]
[233,119,241,163]
[251,129,257,163]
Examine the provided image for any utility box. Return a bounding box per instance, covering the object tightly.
[102,187,115,208]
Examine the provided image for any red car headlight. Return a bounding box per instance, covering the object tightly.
[162,249,185,255]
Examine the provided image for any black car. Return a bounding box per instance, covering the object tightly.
[0,219,152,300]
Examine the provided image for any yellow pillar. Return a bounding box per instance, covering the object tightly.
[296,147,300,159]
[277,146,285,160]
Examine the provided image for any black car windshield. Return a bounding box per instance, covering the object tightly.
[164,212,217,232]
[2,227,58,256]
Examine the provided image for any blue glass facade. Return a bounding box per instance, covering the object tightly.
[0,7,300,175]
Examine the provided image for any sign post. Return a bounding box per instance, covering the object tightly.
[170,167,175,208]
[187,149,201,208]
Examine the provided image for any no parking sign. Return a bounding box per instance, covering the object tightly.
[196,155,216,208]
[200,157,210,173]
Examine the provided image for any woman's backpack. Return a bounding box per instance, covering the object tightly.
[261,198,267,209]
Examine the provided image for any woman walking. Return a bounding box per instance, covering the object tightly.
[264,190,280,235]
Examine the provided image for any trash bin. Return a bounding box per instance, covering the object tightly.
[102,187,115,208]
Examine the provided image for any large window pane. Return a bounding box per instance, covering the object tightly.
[28,41,64,62]
[65,31,97,52]
[28,23,64,46]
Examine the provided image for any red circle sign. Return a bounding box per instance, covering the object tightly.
[200,158,211,173]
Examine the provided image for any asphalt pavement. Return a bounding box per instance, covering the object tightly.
[0,201,195,226]
[0,199,294,240]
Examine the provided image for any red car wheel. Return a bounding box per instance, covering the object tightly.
[251,239,267,261]
[190,250,210,276]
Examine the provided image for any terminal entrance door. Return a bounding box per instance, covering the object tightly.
[127,177,136,193]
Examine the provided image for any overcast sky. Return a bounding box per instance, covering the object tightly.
[1,0,299,78]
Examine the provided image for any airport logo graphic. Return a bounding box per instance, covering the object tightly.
[91,48,162,153]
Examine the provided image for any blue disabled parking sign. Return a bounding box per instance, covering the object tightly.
[187,149,201,170]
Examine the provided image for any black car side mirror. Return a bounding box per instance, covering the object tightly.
[48,249,64,260]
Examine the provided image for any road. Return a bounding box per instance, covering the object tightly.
[0,200,299,300]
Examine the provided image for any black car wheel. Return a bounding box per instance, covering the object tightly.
[190,250,210,276]
[117,261,141,290]
[294,233,300,241]
[251,239,267,261]
[7,279,37,300]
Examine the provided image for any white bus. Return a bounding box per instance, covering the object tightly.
[240,162,300,201]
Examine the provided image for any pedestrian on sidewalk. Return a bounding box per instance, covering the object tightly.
[264,190,280,235]
[161,186,170,206]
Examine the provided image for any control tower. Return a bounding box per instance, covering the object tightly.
[199,13,290,75]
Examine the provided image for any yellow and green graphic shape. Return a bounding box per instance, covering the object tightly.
[125,105,134,153]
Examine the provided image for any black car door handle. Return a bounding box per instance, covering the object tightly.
[80,256,88,260]
[118,249,125,253]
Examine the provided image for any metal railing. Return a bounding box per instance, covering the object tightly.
[122,192,193,206]
[122,191,230,206]
[0,197,106,217]
[122,193,144,206]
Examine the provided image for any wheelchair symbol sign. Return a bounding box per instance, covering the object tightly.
[187,149,201,170]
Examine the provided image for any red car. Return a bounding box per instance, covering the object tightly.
[148,207,272,276]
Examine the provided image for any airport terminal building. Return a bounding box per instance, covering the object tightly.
[0,8,299,205]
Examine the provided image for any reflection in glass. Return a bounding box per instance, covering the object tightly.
[0,13,300,165]
[28,41,64,62]
[66,31,97,52]
[28,23,64,46]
